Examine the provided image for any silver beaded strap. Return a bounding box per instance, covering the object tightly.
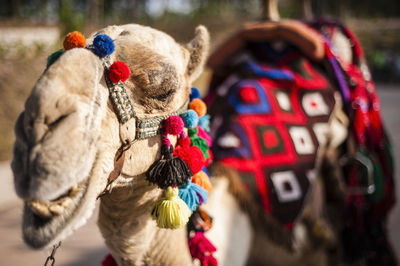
[135,100,189,139]
[102,56,135,124]
[102,56,189,140]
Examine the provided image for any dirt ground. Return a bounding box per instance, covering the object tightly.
[0,85,399,265]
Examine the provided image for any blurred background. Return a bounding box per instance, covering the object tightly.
[0,0,399,265]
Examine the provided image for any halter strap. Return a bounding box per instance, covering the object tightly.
[101,55,189,140]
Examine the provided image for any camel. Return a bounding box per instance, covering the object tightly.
[11,18,393,266]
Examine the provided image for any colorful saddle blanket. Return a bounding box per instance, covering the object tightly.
[205,23,337,226]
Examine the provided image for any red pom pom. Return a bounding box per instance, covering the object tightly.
[202,255,218,266]
[108,61,131,83]
[102,254,117,266]
[63,31,86,50]
[205,149,213,167]
[178,134,191,147]
[173,145,205,174]
[165,115,184,135]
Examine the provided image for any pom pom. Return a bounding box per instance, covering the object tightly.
[108,61,131,83]
[190,87,201,101]
[197,126,212,147]
[47,49,63,67]
[179,178,208,211]
[192,171,212,192]
[202,255,218,266]
[93,34,115,58]
[151,186,191,229]
[189,128,210,159]
[188,232,217,261]
[165,115,184,135]
[102,254,117,266]
[173,145,205,174]
[178,134,191,147]
[180,110,199,129]
[146,150,192,189]
[199,114,210,132]
[189,98,207,117]
[63,31,86,50]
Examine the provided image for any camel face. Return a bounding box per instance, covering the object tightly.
[12,24,209,249]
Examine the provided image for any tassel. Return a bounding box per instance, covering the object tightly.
[192,171,212,192]
[146,146,192,189]
[202,255,218,266]
[151,186,191,229]
[179,178,208,211]
[188,232,217,262]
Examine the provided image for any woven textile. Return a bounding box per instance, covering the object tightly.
[205,40,336,226]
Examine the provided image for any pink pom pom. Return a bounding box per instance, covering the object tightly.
[188,232,217,261]
[202,255,218,266]
[165,115,184,135]
[197,126,212,147]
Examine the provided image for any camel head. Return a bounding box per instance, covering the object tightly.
[12,24,209,249]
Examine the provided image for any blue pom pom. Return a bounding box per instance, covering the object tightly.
[180,110,199,129]
[92,34,115,58]
[179,179,208,211]
[190,87,201,101]
[198,114,210,132]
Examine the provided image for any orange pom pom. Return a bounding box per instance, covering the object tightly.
[189,99,207,117]
[63,31,86,50]
[192,171,212,192]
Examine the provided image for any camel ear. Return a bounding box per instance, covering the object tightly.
[185,25,210,82]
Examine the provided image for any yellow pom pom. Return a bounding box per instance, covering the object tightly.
[63,31,86,50]
[151,187,191,229]
[192,171,212,192]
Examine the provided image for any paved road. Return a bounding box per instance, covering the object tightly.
[0,86,399,265]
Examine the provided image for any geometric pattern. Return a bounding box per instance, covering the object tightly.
[207,47,335,225]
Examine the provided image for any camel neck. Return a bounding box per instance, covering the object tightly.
[98,175,192,265]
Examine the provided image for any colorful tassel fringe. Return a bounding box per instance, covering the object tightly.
[179,178,208,211]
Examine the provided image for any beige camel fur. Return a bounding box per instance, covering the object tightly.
[12,23,349,266]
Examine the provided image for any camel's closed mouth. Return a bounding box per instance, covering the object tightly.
[26,180,85,218]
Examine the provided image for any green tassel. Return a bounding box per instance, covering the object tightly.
[151,187,191,229]
[188,128,209,159]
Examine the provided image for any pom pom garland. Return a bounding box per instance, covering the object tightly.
[192,171,212,192]
[108,61,131,83]
[179,178,208,211]
[190,87,201,101]
[47,49,64,67]
[151,186,191,229]
[93,34,115,58]
[63,31,86,50]
[180,110,199,129]
[189,98,207,117]
[165,115,184,135]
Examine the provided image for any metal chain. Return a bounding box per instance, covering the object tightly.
[44,242,61,266]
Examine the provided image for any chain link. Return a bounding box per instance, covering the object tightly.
[44,242,61,266]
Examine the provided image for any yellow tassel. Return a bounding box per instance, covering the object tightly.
[192,171,212,192]
[151,186,191,229]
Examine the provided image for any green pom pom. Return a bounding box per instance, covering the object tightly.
[151,187,191,229]
[47,50,64,67]
[188,128,209,159]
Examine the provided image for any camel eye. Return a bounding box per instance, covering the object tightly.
[152,89,174,101]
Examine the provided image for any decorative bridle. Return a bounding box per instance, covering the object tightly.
[46,31,217,265]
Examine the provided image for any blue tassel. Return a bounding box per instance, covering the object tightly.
[92,34,115,58]
[179,178,208,211]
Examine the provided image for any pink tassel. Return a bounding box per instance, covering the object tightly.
[197,126,213,147]
[202,254,218,266]
[188,232,217,261]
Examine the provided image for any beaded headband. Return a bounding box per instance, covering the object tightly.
[47,31,217,263]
